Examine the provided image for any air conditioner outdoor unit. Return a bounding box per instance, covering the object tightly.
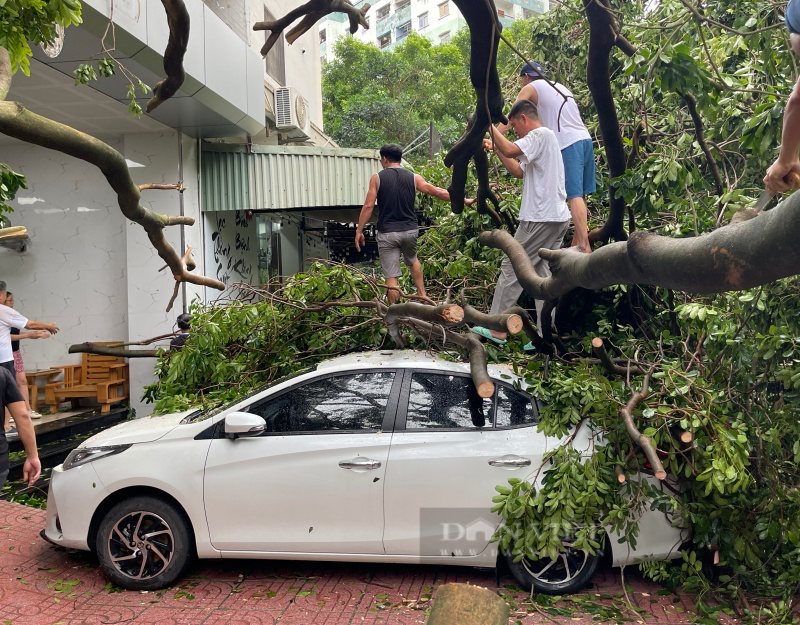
[274,86,311,140]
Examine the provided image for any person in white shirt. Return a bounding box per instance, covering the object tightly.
[498,62,594,254]
[0,282,58,376]
[472,99,570,344]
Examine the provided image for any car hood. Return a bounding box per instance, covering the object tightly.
[79,410,197,447]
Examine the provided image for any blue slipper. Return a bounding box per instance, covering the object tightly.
[470,326,507,345]
[523,341,536,352]
[6,426,17,435]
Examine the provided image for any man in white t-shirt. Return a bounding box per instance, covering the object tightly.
[498,62,594,254]
[0,281,59,378]
[472,100,570,344]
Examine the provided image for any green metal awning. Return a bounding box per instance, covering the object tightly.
[201,144,381,212]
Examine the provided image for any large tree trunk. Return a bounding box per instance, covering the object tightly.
[479,191,800,297]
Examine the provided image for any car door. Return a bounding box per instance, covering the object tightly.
[203,370,400,554]
[382,369,547,557]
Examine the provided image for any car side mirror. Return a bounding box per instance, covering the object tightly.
[224,412,266,439]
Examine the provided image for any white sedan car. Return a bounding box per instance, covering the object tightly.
[43,350,683,593]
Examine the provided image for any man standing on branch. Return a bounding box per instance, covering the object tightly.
[355,143,470,303]
[498,62,594,253]
[0,367,41,491]
[764,0,800,193]
[473,100,570,345]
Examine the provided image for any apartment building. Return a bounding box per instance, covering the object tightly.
[320,0,548,62]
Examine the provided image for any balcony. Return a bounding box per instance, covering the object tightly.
[376,5,412,37]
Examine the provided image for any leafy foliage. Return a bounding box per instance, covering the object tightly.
[0,0,82,75]
[0,163,25,220]
[322,33,473,160]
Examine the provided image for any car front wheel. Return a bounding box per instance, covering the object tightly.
[95,495,193,590]
[505,540,601,595]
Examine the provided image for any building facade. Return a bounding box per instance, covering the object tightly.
[319,0,548,62]
[1,0,379,416]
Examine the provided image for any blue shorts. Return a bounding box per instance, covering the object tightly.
[561,138,596,200]
[788,0,800,34]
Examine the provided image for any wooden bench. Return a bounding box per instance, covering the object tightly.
[45,348,129,414]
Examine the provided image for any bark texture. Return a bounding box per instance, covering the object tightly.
[479,192,800,299]
[583,0,631,244]
[147,0,189,113]
[254,0,369,56]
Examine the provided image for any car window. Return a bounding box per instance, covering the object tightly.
[494,385,538,428]
[249,372,395,433]
[406,372,494,429]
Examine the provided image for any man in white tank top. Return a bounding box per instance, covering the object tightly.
[498,62,595,254]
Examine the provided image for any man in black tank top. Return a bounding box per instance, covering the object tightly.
[356,144,467,303]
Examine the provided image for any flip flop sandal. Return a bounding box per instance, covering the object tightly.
[470,326,507,345]
[523,341,536,352]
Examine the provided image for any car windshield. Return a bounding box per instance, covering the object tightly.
[180,367,313,423]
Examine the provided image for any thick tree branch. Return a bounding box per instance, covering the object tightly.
[619,370,666,480]
[462,304,522,335]
[0,101,224,306]
[253,0,369,56]
[480,192,800,297]
[147,0,189,113]
[583,0,628,244]
[384,302,464,326]
[69,342,159,358]
[0,48,10,101]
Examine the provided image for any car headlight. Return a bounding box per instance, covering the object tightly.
[63,444,132,470]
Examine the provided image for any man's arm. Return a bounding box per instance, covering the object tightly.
[765,75,800,193]
[17,330,50,340]
[25,320,58,334]
[485,127,524,178]
[497,84,539,134]
[414,175,475,205]
[355,174,379,252]
[10,401,40,486]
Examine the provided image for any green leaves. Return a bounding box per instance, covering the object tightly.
[0,163,26,219]
[0,0,82,75]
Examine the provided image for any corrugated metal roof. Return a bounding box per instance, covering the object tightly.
[201,145,381,212]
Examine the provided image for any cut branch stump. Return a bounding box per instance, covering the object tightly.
[425,583,509,625]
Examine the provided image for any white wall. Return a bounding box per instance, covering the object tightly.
[1,141,129,373]
[0,130,203,417]
[123,131,204,417]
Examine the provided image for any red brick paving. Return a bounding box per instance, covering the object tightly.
[0,500,724,624]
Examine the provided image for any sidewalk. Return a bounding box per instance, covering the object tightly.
[0,500,713,625]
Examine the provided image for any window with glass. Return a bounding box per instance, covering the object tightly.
[378,32,392,48]
[396,0,411,9]
[396,20,412,40]
[376,4,390,19]
[320,28,327,43]
[418,12,429,28]
[405,373,494,429]
[438,30,451,42]
[438,1,449,18]
[249,372,395,433]
[494,385,538,428]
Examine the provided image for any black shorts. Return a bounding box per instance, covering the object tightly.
[787,0,800,34]
[0,361,14,377]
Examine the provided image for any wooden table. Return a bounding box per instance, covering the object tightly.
[25,369,61,413]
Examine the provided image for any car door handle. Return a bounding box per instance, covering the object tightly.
[488,455,531,468]
[339,457,382,470]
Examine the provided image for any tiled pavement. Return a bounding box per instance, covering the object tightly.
[1,501,724,625]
